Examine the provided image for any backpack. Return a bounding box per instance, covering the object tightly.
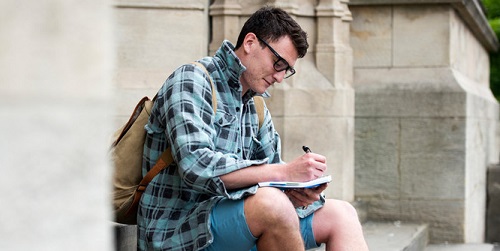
[110,62,266,224]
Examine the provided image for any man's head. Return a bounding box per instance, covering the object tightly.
[234,7,309,95]
[235,7,309,58]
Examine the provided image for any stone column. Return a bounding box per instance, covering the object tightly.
[208,0,356,201]
[0,1,113,250]
[308,0,354,200]
[316,0,353,86]
[209,0,242,55]
[351,0,499,243]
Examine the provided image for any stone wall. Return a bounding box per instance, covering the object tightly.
[113,0,357,201]
[112,0,499,243]
[350,0,499,243]
[0,0,113,250]
[113,0,210,126]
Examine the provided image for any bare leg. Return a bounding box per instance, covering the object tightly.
[313,199,369,251]
[245,187,305,251]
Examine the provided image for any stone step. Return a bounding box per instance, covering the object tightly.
[309,221,429,251]
[364,221,429,251]
[425,243,495,251]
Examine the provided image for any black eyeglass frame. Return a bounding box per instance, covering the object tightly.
[256,36,296,79]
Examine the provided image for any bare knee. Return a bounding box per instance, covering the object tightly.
[313,199,364,243]
[333,200,360,221]
[244,187,299,237]
[326,199,361,227]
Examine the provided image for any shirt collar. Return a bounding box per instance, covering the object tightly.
[215,40,271,101]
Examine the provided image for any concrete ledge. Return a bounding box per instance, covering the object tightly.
[113,222,137,251]
[309,221,428,251]
[425,243,494,251]
[364,221,428,251]
[348,0,499,52]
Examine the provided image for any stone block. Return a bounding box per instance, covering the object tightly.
[355,118,401,198]
[449,11,491,85]
[367,198,465,243]
[400,118,466,200]
[363,221,428,251]
[113,0,209,120]
[354,68,471,119]
[0,1,113,250]
[426,243,495,251]
[393,5,449,67]
[284,87,354,117]
[114,223,137,251]
[114,5,208,88]
[356,90,467,118]
[367,199,406,220]
[350,6,393,68]
[401,199,464,243]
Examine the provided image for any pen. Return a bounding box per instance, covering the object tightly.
[300,146,312,210]
[302,146,311,153]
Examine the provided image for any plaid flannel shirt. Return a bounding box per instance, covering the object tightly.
[137,40,324,251]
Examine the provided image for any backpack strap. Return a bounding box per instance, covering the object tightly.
[125,62,217,217]
[253,96,265,129]
[193,62,218,112]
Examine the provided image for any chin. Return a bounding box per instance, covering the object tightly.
[254,88,267,95]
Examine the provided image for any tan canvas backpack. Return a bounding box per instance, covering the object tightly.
[110,62,265,224]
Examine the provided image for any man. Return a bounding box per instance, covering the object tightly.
[138,6,368,251]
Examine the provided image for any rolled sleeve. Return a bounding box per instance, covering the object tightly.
[160,63,270,197]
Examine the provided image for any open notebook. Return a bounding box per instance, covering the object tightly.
[258,175,332,189]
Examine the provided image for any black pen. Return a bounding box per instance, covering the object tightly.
[301,146,312,210]
[302,146,311,153]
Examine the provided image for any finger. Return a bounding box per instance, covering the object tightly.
[288,190,310,207]
[291,189,316,205]
[311,183,328,193]
[284,190,307,207]
[309,153,327,164]
[300,188,321,201]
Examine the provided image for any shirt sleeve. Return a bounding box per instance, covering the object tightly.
[155,63,266,197]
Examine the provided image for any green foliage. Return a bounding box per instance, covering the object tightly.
[484,0,500,101]
[490,19,500,35]
[484,0,500,19]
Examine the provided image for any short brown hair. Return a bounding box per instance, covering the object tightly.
[235,6,309,58]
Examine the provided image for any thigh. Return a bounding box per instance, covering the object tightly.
[248,213,319,251]
[201,198,257,251]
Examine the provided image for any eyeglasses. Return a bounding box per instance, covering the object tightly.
[256,36,296,79]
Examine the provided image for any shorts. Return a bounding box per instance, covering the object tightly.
[201,198,319,251]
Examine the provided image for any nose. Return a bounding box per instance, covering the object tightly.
[273,70,286,83]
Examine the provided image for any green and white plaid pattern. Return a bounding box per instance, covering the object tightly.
[137,41,323,251]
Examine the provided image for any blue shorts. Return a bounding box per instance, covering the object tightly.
[201,198,319,251]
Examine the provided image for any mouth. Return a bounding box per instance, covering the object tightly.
[264,79,273,87]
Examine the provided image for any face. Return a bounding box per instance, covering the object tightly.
[238,33,299,95]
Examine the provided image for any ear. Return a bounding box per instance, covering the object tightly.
[242,32,259,54]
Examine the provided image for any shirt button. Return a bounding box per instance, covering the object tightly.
[236,107,240,112]
[237,148,241,153]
